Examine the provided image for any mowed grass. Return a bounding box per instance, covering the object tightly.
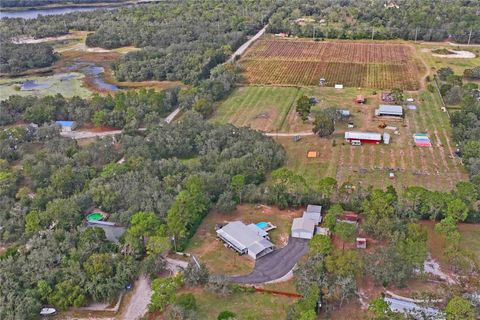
[415,43,480,75]
[212,86,302,132]
[181,289,295,320]
[186,204,303,276]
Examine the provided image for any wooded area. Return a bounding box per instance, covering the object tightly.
[0,0,129,8]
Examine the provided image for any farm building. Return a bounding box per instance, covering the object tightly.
[216,221,274,260]
[291,217,316,239]
[356,95,365,104]
[337,212,359,225]
[376,105,404,117]
[344,131,382,145]
[55,121,76,132]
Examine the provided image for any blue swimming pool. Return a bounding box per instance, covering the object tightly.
[256,221,268,229]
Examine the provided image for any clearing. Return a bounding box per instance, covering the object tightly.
[186,204,303,276]
[240,38,425,90]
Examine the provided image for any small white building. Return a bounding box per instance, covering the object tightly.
[55,121,76,132]
[291,217,316,239]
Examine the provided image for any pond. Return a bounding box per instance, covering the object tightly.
[79,64,119,91]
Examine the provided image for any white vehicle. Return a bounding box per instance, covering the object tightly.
[40,308,57,316]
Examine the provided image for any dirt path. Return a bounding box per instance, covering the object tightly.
[119,275,151,320]
[226,25,268,63]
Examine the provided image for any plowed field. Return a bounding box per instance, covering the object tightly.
[240,39,424,90]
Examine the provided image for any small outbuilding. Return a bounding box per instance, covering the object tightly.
[337,212,359,225]
[356,237,367,249]
[376,105,404,117]
[291,217,316,239]
[304,205,322,224]
[334,84,344,89]
[55,121,76,132]
[356,95,365,104]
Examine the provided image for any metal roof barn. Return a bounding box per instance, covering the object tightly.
[378,105,404,117]
[216,221,274,259]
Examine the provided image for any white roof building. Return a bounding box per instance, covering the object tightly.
[345,131,382,141]
[377,105,404,117]
[291,217,316,239]
[217,221,274,259]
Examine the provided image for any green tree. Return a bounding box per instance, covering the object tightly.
[390,88,404,102]
[83,253,114,277]
[334,222,356,249]
[313,111,335,137]
[230,174,246,204]
[175,293,197,311]
[309,234,332,255]
[296,95,312,121]
[445,296,475,320]
[48,280,87,310]
[368,297,396,320]
[149,275,183,312]
[218,310,237,320]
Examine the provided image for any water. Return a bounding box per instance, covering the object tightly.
[21,80,50,91]
[80,64,119,91]
[0,6,110,19]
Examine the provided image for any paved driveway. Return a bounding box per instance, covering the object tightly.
[230,237,309,284]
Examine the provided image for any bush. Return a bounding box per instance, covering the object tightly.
[175,293,197,311]
[218,310,237,320]
[427,83,435,93]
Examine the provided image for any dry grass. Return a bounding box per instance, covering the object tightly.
[186,204,303,276]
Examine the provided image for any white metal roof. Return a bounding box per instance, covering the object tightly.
[306,205,322,213]
[303,211,322,224]
[378,105,403,115]
[384,298,445,320]
[345,131,382,141]
[247,223,268,238]
[217,221,273,253]
[291,217,316,233]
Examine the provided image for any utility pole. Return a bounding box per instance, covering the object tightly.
[313,26,316,39]
[468,28,472,45]
[414,27,418,42]
[371,27,375,41]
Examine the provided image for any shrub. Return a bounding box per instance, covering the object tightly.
[218,310,237,320]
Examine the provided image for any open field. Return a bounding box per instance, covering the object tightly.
[415,43,480,75]
[186,204,303,276]
[240,38,425,90]
[214,85,467,190]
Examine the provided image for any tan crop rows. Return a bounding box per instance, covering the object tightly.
[240,39,424,90]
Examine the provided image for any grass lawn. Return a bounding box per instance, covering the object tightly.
[415,43,480,75]
[181,288,296,320]
[0,72,92,100]
[186,204,303,276]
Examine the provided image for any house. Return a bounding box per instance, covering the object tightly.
[384,297,445,320]
[356,237,367,249]
[356,95,365,104]
[87,222,125,244]
[345,131,382,145]
[291,217,316,239]
[55,121,76,132]
[216,221,274,260]
[376,105,404,117]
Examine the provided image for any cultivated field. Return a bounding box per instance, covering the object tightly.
[240,39,425,90]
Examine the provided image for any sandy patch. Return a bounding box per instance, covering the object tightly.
[432,50,476,58]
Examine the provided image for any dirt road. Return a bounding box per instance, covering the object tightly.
[226,25,268,63]
[119,274,152,320]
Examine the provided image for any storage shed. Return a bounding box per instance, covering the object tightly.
[376,105,404,117]
[291,217,316,239]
